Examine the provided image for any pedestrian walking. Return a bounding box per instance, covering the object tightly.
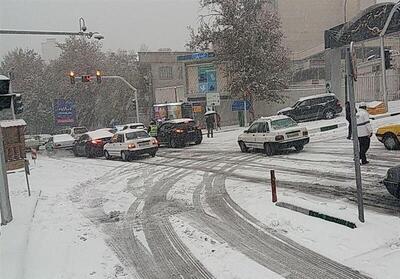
[357,102,372,165]
[216,113,221,130]
[345,101,352,140]
[206,115,215,138]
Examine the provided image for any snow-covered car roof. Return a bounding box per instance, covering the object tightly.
[165,118,194,124]
[0,119,26,128]
[258,115,293,122]
[123,122,145,127]
[53,134,75,142]
[86,130,114,139]
[116,128,149,135]
[298,93,336,102]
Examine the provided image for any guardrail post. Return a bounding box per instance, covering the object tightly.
[271,170,277,203]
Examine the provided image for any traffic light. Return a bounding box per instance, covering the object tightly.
[0,96,12,110]
[69,71,76,84]
[384,50,393,70]
[96,70,102,84]
[0,75,10,94]
[82,75,91,82]
[13,94,23,114]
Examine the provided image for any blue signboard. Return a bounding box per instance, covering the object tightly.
[177,52,216,61]
[232,100,251,112]
[54,99,76,126]
[198,65,217,94]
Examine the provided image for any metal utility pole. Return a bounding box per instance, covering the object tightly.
[102,76,140,122]
[243,100,248,127]
[0,129,12,225]
[379,1,400,111]
[346,43,365,223]
[0,18,104,40]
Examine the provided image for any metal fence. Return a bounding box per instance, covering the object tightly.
[355,74,400,102]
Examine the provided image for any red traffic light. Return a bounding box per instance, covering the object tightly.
[82,75,91,82]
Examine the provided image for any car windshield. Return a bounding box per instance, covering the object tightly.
[125,131,149,140]
[271,118,298,130]
[74,127,88,134]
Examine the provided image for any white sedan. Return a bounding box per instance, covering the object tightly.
[104,129,158,161]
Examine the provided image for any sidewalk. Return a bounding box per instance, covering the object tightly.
[0,157,125,279]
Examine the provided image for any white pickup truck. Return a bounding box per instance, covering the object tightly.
[104,129,158,161]
[238,115,309,156]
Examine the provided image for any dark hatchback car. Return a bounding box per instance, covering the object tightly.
[383,165,400,199]
[157,119,202,148]
[73,130,114,158]
[278,93,343,122]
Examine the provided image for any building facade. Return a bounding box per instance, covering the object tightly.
[273,0,376,60]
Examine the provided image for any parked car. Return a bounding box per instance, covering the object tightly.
[46,134,75,150]
[25,135,41,151]
[157,118,202,148]
[376,123,400,150]
[382,165,400,199]
[73,130,114,158]
[57,127,89,139]
[121,123,146,131]
[238,115,309,156]
[277,93,342,122]
[104,129,158,161]
[38,134,52,146]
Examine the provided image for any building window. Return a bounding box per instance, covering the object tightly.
[159,66,173,80]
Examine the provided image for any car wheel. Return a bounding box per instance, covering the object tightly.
[170,138,179,148]
[239,141,248,153]
[121,151,130,162]
[264,143,275,157]
[195,134,202,145]
[383,134,400,150]
[149,151,157,157]
[73,148,79,157]
[323,109,335,120]
[105,150,111,160]
[295,145,304,152]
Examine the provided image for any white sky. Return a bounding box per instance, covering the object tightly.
[0,0,396,59]
[0,0,201,59]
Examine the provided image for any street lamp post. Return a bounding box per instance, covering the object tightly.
[0,18,104,40]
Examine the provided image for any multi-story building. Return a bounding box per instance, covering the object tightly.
[273,0,376,60]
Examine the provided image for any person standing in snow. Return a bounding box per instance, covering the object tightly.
[206,115,215,138]
[345,101,352,140]
[357,102,373,165]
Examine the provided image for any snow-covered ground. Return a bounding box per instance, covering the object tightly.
[1,101,399,279]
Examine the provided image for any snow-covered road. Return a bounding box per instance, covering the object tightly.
[1,115,399,279]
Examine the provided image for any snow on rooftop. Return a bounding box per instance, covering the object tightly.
[0,119,26,128]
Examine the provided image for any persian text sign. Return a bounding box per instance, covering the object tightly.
[54,99,76,126]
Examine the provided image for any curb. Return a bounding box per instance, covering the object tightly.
[370,111,400,120]
[308,122,346,134]
[276,202,357,229]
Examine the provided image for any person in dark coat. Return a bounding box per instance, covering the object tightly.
[345,102,352,140]
[206,115,215,138]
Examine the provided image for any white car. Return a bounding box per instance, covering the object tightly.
[238,115,309,156]
[104,129,158,161]
[121,123,146,131]
[46,134,76,150]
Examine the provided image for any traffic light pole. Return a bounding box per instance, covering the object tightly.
[380,36,389,111]
[102,76,140,123]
